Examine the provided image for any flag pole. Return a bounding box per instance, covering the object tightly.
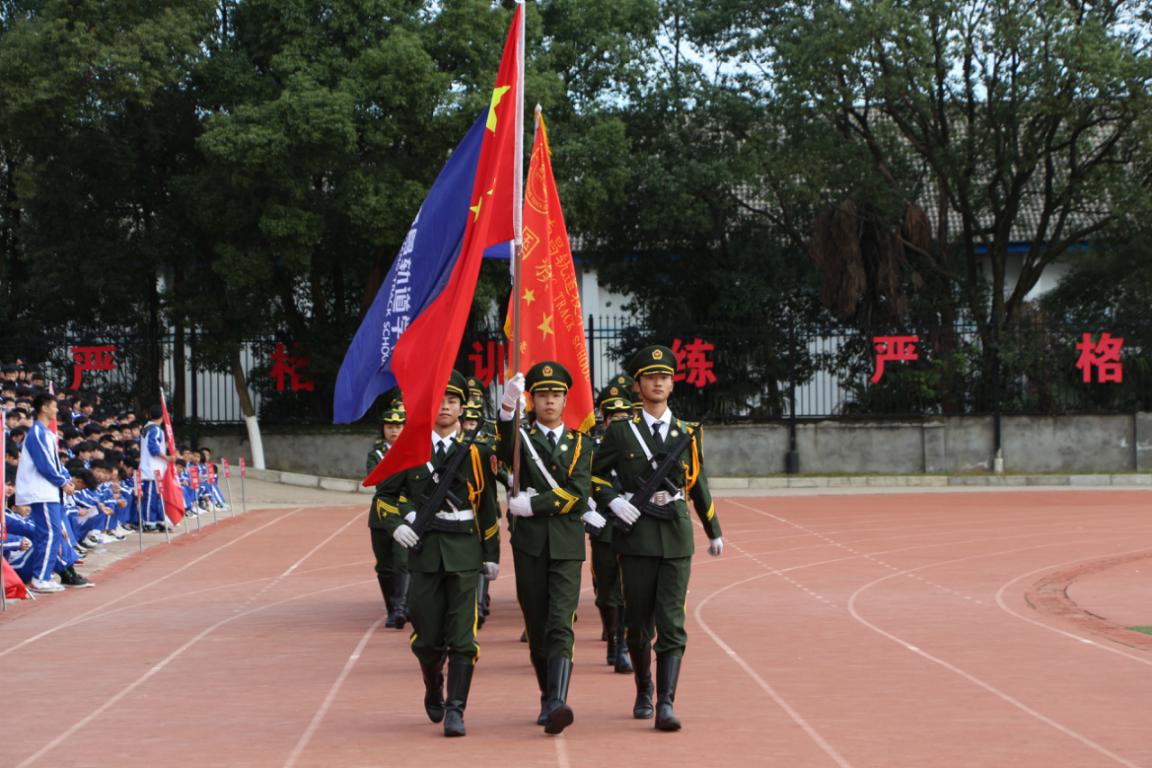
[509,0,527,494]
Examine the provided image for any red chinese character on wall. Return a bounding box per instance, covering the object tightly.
[70,345,116,390]
[1076,332,1124,383]
[671,338,717,389]
[269,342,315,393]
[468,340,506,386]
[870,335,919,383]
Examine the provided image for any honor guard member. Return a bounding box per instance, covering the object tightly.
[376,370,500,738]
[591,346,723,731]
[497,362,599,735]
[461,399,494,628]
[368,406,409,629]
[588,382,635,674]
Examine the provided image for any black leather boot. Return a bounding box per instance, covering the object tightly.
[613,608,632,674]
[531,654,548,725]
[443,660,474,737]
[598,603,612,643]
[392,573,410,630]
[543,657,574,735]
[604,605,618,665]
[379,573,396,628]
[654,654,682,731]
[631,647,653,719]
[420,658,446,723]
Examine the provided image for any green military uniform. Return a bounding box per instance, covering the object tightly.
[375,371,500,738]
[590,346,723,732]
[367,407,409,628]
[497,361,590,735]
[462,399,496,629]
[588,380,635,673]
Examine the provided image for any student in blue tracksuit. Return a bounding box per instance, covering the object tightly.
[4,506,36,580]
[15,394,90,591]
[138,406,172,532]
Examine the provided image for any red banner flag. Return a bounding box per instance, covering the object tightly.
[222,458,231,479]
[158,390,185,525]
[504,110,594,431]
[364,4,523,486]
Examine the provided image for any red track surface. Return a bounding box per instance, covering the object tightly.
[3,491,1152,767]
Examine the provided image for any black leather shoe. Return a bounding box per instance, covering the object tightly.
[443,660,474,737]
[654,654,682,731]
[543,657,574,735]
[392,573,410,630]
[632,648,654,719]
[420,659,446,723]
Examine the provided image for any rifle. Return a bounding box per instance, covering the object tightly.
[410,431,480,545]
[614,429,695,534]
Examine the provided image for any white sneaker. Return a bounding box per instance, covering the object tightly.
[112,525,130,537]
[30,577,64,593]
[83,533,102,548]
[109,530,127,541]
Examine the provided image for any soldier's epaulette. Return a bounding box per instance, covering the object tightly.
[471,432,492,445]
[675,418,701,434]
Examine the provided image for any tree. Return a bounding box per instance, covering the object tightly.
[692,0,1152,381]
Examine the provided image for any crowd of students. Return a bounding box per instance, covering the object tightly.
[2,360,229,597]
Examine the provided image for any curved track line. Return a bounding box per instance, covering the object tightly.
[846,539,1146,768]
[0,506,307,659]
[693,571,855,768]
[994,549,1152,667]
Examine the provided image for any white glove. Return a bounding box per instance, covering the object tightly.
[404,510,416,524]
[708,537,724,557]
[508,493,534,517]
[482,561,500,580]
[582,510,607,529]
[608,496,641,525]
[393,524,420,549]
[499,373,525,420]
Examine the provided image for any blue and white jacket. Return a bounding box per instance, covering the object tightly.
[15,421,70,505]
[139,422,168,480]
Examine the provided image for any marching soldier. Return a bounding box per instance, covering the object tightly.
[461,399,494,628]
[497,362,600,734]
[367,406,409,629]
[591,346,724,732]
[588,381,634,674]
[376,371,501,738]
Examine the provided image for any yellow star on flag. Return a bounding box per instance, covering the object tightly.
[538,314,554,338]
[523,288,536,305]
[469,198,482,221]
[487,85,512,133]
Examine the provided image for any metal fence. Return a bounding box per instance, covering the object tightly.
[3,316,1149,425]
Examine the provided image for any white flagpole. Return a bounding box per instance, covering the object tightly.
[510,0,527,494]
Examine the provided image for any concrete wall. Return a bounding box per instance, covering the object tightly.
[193,413,1151,479]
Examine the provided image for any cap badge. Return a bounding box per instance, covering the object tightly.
[542,365,553,376]
[652,350,663,360]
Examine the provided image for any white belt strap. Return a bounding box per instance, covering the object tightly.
[521,429,561,491]
[624,491,683,504]
[435,510,474,522]
[628,421,656,465]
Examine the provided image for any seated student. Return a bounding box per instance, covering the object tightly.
[174,458,197,516]
[8,425,26,448]
[90,460,129,539]
[74,441,95,469]
[4,503,36,584]
[67,468,112,548]
[197,447,228,510]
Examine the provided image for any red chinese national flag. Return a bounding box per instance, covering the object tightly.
[505,111,595,431]
[158,390,185,525]
[364,4,522,486]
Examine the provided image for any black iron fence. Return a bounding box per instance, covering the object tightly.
[2,316,1149,425]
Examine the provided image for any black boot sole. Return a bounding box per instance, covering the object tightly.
[425,705,445,724]
[544,704,573,735]
[443,713,465,737]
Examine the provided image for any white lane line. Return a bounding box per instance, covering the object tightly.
[847,539,1148,768]
[555,733,571,768]
[994,548,1152,668]
[15,578,372,768]
[0,506,307,659]
[283,614,387,768]
[694,571,855,768]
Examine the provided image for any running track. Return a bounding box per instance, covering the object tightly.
[3,491,1152,767]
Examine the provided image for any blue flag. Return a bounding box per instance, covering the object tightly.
[333,114,487,423]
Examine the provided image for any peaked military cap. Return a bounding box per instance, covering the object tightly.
[381,407,406,424]
[628,345,677,378]
[597,384,632,413]
[525,361,571,393]
[465,376,485,399]
[609,373,635,391]
[462,400,483,421]
[445,369,469,400]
